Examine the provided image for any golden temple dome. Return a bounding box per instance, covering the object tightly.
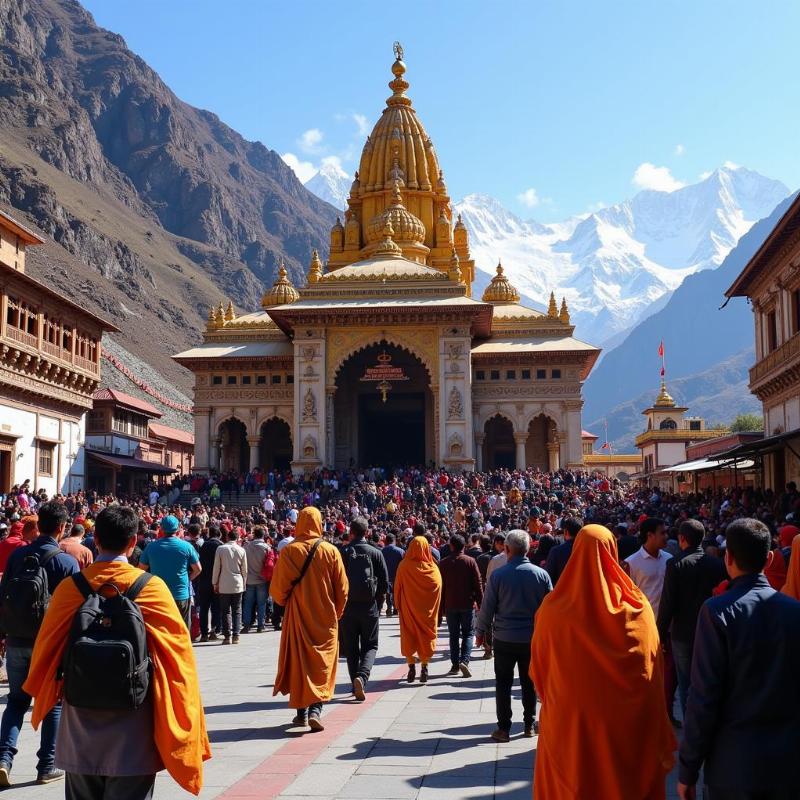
[366,181,426,245]
[482,262,521,304]
[356,44,442,194]
[654,380,676,407]
[261,261,300,308]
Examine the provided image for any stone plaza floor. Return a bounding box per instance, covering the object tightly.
[5,615,684,799]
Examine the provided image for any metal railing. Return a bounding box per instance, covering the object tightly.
[750,332,800,385]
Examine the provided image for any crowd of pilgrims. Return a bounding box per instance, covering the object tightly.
[1,466,800,799]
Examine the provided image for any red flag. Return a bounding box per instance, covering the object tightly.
[660,366,665,376]
[658,341,664,357]
[601,441,609,450]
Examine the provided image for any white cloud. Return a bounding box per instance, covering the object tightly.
[699,170,712,181]
[353,113,370,137]
[632,162,686,192]
[723,160,741,170]
[674,144,685,156]
[298,128,324,154]
[516,188,541,208]
[281,152,317,183]
[585,201,607,213]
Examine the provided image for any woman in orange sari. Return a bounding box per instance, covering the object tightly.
[394,536,441,683]
[530,524,676,800]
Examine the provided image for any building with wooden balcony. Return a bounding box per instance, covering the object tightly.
[725,192,800,489]
[0,209,118,495]
[633,381,725,489]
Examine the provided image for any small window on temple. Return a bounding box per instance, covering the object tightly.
[272,375,281,384]
[286,375,294,384]
[506,370,516,380]
[212,376,222,385]
[536,369,546,379]
[490,370,500,380]
[227,375,237,385]
[475,370,485,380]
[256,375,267,385]
[521,369,531,379]
[552,369,562,379]
[241,375,251,385]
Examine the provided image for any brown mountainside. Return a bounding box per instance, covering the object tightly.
[0,0,337,395]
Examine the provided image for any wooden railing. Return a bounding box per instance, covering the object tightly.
[75,354,99,374]
[4,325,37,348]
[750,332,800,385]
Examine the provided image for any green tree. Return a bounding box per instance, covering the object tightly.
[729,412,764,432]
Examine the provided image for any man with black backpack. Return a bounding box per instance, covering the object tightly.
[0,500,78,787]
[23,505,211,799]
[339,517,389,701]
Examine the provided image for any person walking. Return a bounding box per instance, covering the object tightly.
[0,501,78,786]
[394,536,442,684]
[196,526,222,641]
[270,507,348,731]
[338,517,388,701]
[476,530,551,742]
[139,515,201,627]
[657,518,727,717]
[439,533,482,678]
[381,532,405,616]
[58,523,94,568]
[678,518,800,800]
[544,516,582,586]
[23,505,211,799]
[212,529,247,645]
[242,526,270,633]
[531,524,676,799]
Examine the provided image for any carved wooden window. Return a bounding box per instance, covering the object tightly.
[521,369,531,379]
[272,375,281,384]
[767,310,778,352]
[475,370,485,380]
[286,375,294,384]
[506,370,516,380]
[490,370,500,381]
[256,375,267,385]
[659,418,677,430]
[87,411,105,433]
[38,442,54,477]
[212,376,222,385]
[536,369,546,380]
[551,369,561,379]
[792,289,800,336]
[227,376,237,385]
[241,375,251,385]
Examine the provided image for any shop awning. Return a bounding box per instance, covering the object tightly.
[664,457,755,473]
[86,450,176,474]
[715,429,800,460]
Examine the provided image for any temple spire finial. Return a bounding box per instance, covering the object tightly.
[548,292,558,318]
[559,297,570,324]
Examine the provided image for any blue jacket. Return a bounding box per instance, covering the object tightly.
[679,573,800,790]
[476,555,551,643]
[381,544,405,583]
[1,535,79,646]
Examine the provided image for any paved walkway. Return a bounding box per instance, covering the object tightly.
[5,615,683,798]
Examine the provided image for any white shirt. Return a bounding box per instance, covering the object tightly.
[277,535,295,552]
[288,508,299,524]
[148,491,159,506]
[263,498,275,512]
[625,546,672,616]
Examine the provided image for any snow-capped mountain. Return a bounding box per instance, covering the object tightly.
[304,160,351,210]
[455,166,789,345]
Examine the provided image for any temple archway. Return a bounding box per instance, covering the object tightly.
[483,414,515,470]
[259,417,292,471]
[525,413,557,471]
[333,341,433,469]
[218,418,248,473]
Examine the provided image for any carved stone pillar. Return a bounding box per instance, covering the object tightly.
[547,440,560,472]
[475,433,485,472]
[247,436,260,471]
[514,432,528,470]
[326,390,335,468]
[210,438,221,473]
[292,332,326,475]
[194,411,210,474]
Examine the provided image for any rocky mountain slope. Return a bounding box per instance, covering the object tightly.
[583,193,798,451]
[0,0,337,397]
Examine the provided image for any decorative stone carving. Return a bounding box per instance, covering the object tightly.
[302,435,317,459]
[447,386,463,419]
[302,388,317,422]
[447,343,463,359]
[301,345,316,360]
[447,432,463,458]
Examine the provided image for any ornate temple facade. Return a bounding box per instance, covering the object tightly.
[175,48,600,475]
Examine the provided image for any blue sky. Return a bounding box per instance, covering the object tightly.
[82,0,800,222]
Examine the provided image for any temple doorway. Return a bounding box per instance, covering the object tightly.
[333,342,432,468]
[525,414,554,471]
[259,418,292,471]
[483,415,515,470]
[218,418,248,473]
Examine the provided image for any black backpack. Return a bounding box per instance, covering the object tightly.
[61,572,153,711]
[344,545,377,603]
[0,547,60,638]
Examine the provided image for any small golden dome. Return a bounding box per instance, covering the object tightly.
[482,262,521,304]
[373,219,403,258]
[307,249,324,284]
[261,261,300,308]
[655,380,676,407]
[366,181,426,245]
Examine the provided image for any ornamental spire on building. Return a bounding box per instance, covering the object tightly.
[261,261,300,308]
[482,262,521,304]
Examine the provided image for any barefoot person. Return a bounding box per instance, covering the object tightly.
[531,524,675,800]
[393,536,442,684]
[270,506,348,731]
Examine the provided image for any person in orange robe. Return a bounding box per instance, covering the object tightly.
[782,534,800,600]
[530,524,676,800]
[270,506,348,730]
[23,506,210,797]
[393,536,442,684]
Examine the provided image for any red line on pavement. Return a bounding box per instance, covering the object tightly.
[216,663,410,800]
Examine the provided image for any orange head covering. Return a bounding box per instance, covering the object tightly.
[530,524,675,800]
[393,537,442,663]
[294,506,322,542]
[783,535,800,600]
